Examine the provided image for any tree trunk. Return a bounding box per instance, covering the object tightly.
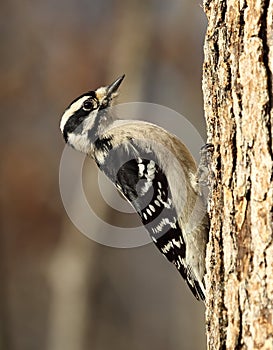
[202,1,273,349]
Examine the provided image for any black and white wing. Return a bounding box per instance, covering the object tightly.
[97,140,205,301]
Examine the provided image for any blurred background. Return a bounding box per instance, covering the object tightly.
[0,0,207,349]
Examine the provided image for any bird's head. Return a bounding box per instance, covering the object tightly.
[60,75,125,152]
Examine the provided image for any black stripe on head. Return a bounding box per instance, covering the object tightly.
[63,111,88,142]
[68,91,97,108]
[62,91,99,142]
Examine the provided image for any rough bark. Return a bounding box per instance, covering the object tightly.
[203,1,273,349]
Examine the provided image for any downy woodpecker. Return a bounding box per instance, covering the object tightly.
[60,75,209,301]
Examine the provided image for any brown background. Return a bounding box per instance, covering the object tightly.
[0,1,207,349]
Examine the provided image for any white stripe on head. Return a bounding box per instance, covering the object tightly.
[60,96,90,133]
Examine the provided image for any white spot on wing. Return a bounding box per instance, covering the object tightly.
[148,160,155,169]
[172,238,181,248]
[138,164,145,177]
[162,241,173,254]
[145,161,156,181]
[149,204,155,212]
[139,178,153,195]
[151,217,177,234]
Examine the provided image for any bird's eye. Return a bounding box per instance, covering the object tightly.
[82,100,93,111]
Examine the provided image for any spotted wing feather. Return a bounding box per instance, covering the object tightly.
[115,156,205,301]
[98,141,205,301]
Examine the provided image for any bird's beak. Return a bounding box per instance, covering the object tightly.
[106,74,125,98]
